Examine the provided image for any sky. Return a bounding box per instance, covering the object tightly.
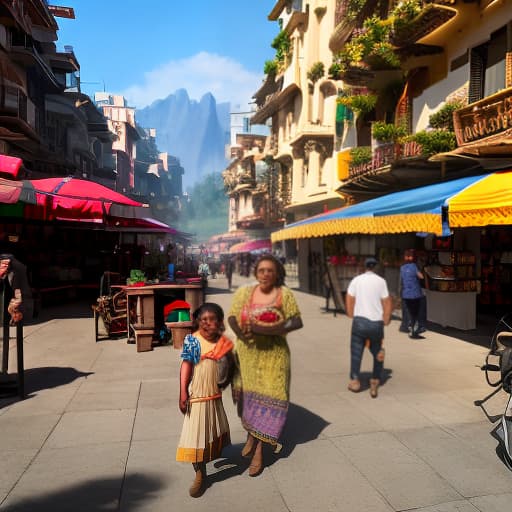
[55,0,280,109]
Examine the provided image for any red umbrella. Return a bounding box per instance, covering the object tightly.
[26,177,146,221]
[0,176,148,221]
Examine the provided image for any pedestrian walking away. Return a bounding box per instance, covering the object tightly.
[176,302,234,498]
[228,254,303,477]
[399,249,425,339]
[345,257,392,398]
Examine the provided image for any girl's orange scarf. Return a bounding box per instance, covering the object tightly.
[200,334,233,361]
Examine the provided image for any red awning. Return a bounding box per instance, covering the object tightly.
[229,239,272,254]
[0,156,23,179]
[105,216,177,234]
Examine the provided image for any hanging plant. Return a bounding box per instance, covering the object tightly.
[307,62,325,84]
[337,93,377,115]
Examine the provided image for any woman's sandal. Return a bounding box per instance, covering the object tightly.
[241,434,256,458]
[248,447,263,477]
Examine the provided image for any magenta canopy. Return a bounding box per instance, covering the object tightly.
[229,238,272,254]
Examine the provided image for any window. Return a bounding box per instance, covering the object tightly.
[469,26,507,103]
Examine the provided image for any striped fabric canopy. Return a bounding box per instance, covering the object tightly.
[446,171,512,228]
[271,174,490,242]
[229,238,272,254]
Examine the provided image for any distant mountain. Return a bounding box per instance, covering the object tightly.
[136,89,230,188]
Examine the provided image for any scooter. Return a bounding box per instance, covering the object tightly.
[474,313,512,470]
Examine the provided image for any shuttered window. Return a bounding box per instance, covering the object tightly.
[469,47,485,104]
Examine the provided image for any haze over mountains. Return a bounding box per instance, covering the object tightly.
[136,89,230,188]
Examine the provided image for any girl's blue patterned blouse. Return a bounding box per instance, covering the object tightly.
[181,334,201,365]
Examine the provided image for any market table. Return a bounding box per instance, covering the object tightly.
[424,289,477,330]
[123,282,204,351]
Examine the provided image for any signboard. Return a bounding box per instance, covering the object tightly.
[453,87,512,146]
[47,5,75,19]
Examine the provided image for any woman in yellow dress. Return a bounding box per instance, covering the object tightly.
[176,303,233,497]
[228,254,303,477]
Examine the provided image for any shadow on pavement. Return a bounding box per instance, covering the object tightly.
[211,402,329,483]
[1,473,164,511]
[24,366,94,395]
[26,299,93,325]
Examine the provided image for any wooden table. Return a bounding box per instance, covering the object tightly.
[123,282,204,352]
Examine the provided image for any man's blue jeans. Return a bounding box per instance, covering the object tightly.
[350,316,384,381]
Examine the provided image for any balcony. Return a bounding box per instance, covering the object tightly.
[329,0,379,52]
[389,2,457,48]
[0,85,41,141]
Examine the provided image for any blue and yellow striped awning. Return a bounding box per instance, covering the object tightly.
[272,175,487,242]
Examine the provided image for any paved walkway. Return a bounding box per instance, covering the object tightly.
[0,275,511,511]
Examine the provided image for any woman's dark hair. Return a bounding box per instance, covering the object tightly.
[192,302,225,331]
[253,254,286,287]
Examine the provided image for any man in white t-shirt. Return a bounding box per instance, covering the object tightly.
[345,257,392,398]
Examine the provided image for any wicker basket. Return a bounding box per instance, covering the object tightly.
[166,321,193,350]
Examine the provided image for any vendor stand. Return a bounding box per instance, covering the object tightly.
[124,281,204,352]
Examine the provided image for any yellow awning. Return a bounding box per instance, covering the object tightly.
[447,171,512,228]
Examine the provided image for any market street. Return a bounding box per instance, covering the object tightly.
[0,275,511,511]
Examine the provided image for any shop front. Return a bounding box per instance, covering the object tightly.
[271,171,512,330]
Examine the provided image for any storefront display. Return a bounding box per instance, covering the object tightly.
[424,238,479,329]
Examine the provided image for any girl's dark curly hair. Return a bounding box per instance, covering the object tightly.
[192,302,225,332]
[253,254,286,287]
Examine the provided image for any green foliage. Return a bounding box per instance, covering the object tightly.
[307,62,325,84]
[337,93,377,115]
[429,101,464,131]
[372,121,407,143]
[264,60,278,76]
[180,173,229,241]
[345,0,367,22]
[328,61,343,80]
[333,16,399,72]
[271,30,291,64]
[391,0,422,25]
[406,130,457,157]
[350,146,372,165]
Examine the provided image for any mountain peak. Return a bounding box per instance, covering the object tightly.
[136,89,229,188]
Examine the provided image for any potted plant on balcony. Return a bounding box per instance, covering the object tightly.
[264,59,278,78]
[429,100,464,131]
[337,92,377,116]
[271,30,292,72]
[350,146,372,166]
[371,121,407,144]
[390,0,457,48]
[331,16,399,85]
[307,62,325,84]
[404,129,456,157]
